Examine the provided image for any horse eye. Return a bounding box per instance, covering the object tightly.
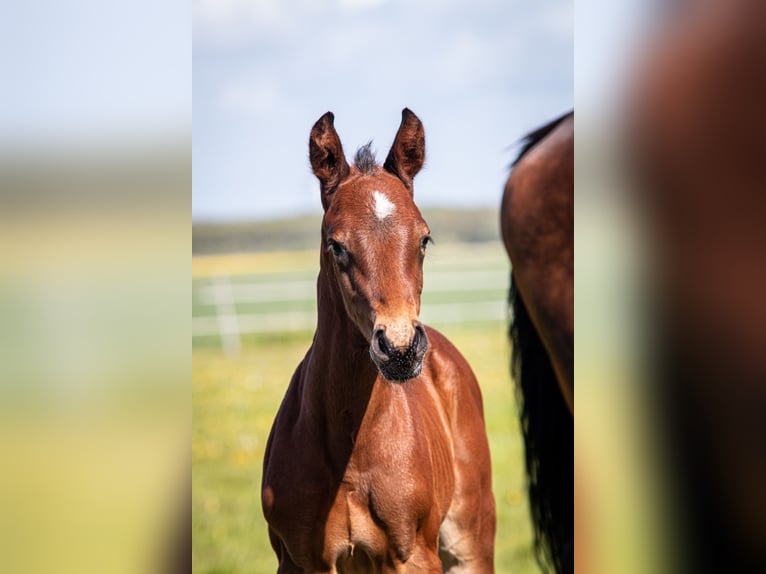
[327,240,349,265]
[420,235,433,252]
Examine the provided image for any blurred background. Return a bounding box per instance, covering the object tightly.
[192,1,571,572]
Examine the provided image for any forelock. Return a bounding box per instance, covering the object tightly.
[354,142,378,174]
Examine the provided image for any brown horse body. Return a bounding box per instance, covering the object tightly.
[262,110,495,573]
[500,112,574,574]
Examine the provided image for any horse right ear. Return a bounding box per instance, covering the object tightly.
[383,108,425,192]
[309,111,350,210]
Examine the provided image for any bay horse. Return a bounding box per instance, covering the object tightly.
[500,111,574,574]
[262,109,496,573]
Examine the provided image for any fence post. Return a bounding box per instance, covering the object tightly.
[211,275,241,356]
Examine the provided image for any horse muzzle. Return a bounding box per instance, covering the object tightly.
[369,321,429,382]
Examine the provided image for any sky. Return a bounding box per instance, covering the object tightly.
[0,0,190,148]
[192,0,573,221]
[0,0,660,222]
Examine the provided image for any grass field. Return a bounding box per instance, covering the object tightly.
[192,245,538,573]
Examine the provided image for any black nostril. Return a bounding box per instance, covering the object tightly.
[412,322,428,356]
[372,327,390,358]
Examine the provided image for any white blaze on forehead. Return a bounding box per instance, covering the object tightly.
[372,190,395,220]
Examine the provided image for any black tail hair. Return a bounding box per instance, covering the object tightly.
[509,275,574,574]
[512,110,574,167]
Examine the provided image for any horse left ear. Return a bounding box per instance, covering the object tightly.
[384,108,425,191]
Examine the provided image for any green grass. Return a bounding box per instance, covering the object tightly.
[192,324,537,573]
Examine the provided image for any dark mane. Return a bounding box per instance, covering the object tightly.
[354,142,378,174]
[512,110,573,167]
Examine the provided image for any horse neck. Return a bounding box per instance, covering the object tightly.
[302,257,379,439]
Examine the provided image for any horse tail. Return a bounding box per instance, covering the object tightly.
[509,275,574,574]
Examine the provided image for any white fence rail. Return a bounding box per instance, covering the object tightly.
[193,267,509,351]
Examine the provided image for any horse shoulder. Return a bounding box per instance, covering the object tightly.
[421,327,496,565]
[262,357,334,551]
[263,358,306,475]
[421,327,493,474]
[422,326,486,421]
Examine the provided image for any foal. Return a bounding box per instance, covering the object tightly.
[262,109,495,573]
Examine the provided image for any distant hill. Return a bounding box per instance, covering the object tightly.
[193,208,500,255]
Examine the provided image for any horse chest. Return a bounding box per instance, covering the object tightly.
[266,405,452,571]
[320,455,434,568]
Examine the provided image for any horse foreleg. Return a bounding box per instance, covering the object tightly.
[438,489,496,573]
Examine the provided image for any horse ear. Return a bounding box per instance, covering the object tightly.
[309,111,350,210]
[384,108,425,191]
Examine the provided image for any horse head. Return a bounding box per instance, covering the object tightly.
[309,109,431,382]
